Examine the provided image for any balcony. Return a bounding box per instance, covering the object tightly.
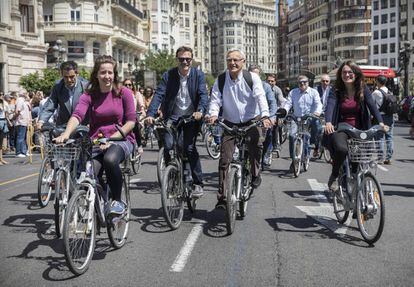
[112,27,147,51]
[44,21,113,37]
[111,0,144,20]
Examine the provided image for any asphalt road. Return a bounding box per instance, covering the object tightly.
[0,122,413,286]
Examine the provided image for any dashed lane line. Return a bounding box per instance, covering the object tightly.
[295,179,350,236]
[170,222,204,272]
[377,165,388,172]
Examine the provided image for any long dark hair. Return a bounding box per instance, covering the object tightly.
[86,55,121,97]
[335,60,365,103]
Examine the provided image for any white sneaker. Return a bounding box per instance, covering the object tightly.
[16,154,26,158]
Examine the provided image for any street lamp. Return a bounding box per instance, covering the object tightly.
[52,39,66,69]
[399,41,412,99]
[131,56,141,88]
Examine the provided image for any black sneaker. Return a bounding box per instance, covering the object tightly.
[215,198,226,210]
[251,175,262,189]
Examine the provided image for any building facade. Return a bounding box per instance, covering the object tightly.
[209,0,277,76]
[399,0,414,76]
[43,0,148,79]
[0,0,47,93]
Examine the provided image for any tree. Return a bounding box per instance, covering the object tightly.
[205,73,216,89]
[142,50,176,83]
[19,68,60,95]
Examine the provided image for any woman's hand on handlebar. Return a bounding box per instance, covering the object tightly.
[192,111,203,121]
[324,122,335,134]
[145,116,155,126]
[53,132,70,144]
[205,115,217,124]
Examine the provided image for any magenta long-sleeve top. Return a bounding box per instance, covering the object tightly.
[72,88,136,143]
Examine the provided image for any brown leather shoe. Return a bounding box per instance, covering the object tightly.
[383,159,391,165]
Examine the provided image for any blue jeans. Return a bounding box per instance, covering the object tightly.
[289,121,310,160]
[163,120,203,185]
[309,118,323,150]
[380,114,394,160]
[15,125,27,155]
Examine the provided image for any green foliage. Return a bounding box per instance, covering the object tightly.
[142,50,176,83]
[19,68,60,95]
[78,68,90,80]
[205,73,216,89]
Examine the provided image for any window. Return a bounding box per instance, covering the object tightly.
[390,58,396,68]
[390,43,395,52]
[94,6,99,22]
[20,4,34,33]
[179,3,183,11]
[390,12,396,22]
[373,1,378,10]
[161,21,168,34]
[373,59,379,65]
[373,30,379,39]
[381,44,387,53]
[390,0,395,7]
[44,14,53,22]
[185,3,189,12]
[381,14,387,24]
[67,41,85,58]
[373,45,379,54]
[390,28,396,37]
[380,0,387,9]
[381,29,387,39]
[93,42,100,60]
[185,17,189,28]
[373,16,379,25]
[161,0,168,13]
[71,6,81,22]
[381,58,388,66]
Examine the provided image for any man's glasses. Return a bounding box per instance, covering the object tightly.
[322,80,330,83]
[226,58,244,63]
[298,81,308,85]
[178,57,192,63]
[125,83,133,87]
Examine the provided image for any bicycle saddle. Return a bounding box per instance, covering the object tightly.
[337,123,382,140]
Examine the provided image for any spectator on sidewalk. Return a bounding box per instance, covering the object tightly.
[13,91,31,157]
[0,93,10,164]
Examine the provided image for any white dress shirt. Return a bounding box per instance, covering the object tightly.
[283,86,322,117]
[208,70,269,123]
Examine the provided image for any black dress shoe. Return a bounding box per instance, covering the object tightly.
[251,175,262,189]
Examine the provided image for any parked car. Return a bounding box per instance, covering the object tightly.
[398,95,413,123]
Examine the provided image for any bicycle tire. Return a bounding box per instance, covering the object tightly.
[157,147,166,187]
[63,188,96,276]
[323,148,332,163]
[107,176,130,249]
[356,173,385,245]
[131,152,142,175]
[318,146,323,159]
[205,131,221,159]
[37,157,54,207]
[226,167,238,235]
[280,124,288,144]
[332,171,350,224]
[54,170,68,238]
[303,154,310,172]
[161,165,184,230]
[293,139,302,177]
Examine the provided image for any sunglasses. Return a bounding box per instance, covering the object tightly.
[298,81,308,84]
[125,83,133,87]
[178,57,192,63]
[322,80,330,83]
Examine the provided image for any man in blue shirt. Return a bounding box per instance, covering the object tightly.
[283,75,322,172]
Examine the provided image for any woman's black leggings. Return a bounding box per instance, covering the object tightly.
[331,131,349,177]
[93,144,125,201]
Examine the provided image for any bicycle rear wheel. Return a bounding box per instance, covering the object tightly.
[37,157,54,207]
[161,165,184,230]
[226,167,238,235]
[131,151,142,175]
[54,170,69,238]
[332,171,350,224]
[63,188,96,276]
[107,176,130,249]
[280,124,288,144]
[323,148,332,163]
[205,131,220,159]
[356,173,385,245]
[293,139,302,177]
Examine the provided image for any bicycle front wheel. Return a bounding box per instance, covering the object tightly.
[55,170,69,238]
[63,188,96,276]
[226,167,238,235]
[157,147,166,187]
[131,152,142,175]
[323,148,332,163]
[333,171,350,224]
[161,165,184,230]
[108,176,130,249]
[205,131,220,159]
[37,157,54,207]
[293,138,302,177]
[356,173,385,245]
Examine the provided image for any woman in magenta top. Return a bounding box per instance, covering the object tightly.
[324,61,387,191]
[55,55,136,215]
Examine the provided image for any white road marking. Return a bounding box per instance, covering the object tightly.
[294,179,350,235]
[377,165,388,172]
[170,223,203,272]
[129,178,142,184]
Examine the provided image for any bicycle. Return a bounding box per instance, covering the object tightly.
[63,126,131,275]
[286,114,317,177]
[204,123,221,160]
[159,116,201,230]
[331,123,386,245]
[312,116,332,163]
[217,119,263,235]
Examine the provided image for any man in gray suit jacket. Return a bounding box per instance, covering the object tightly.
[37,61,88,128]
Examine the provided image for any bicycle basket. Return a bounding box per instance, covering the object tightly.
[347,139,385,163]
[52,145,81,163]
